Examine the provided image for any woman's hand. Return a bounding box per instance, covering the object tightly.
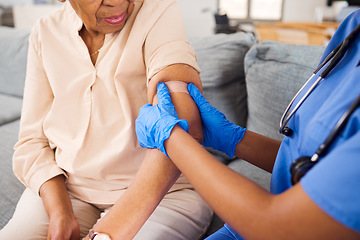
[47,213,80,240]
[187,83,246,158]
[136,82,189,157]
[39,175,80,240]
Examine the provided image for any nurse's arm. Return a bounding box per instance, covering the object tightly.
[163,125,360,240]
[235,130,281,173]
[85,64,203,239]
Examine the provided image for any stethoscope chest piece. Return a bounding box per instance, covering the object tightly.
[282,127,293,137]
[290,156,318,185]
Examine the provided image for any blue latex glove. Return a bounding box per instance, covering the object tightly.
[135,82,189,157]
[187,83,246,158]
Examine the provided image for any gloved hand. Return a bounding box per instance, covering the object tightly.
[135,82,189,157]
[187,83,246,158]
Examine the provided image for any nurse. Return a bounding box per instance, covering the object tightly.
[135,9,360,240]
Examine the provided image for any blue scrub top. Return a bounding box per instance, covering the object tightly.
[271,10,360,233]
[209,11,360,240]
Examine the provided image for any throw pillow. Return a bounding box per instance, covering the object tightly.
[244,40,326,141]
[0,26,30,98]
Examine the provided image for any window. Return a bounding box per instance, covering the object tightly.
[219,0,284,21]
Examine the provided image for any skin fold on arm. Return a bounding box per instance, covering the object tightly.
[163,125,360,240]
[84,63,203,240]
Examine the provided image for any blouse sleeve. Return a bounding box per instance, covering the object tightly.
[13,27,66,196]
[143,1,200,82]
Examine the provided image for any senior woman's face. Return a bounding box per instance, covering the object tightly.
[69,0,135,35]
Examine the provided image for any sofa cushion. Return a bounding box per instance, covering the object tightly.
[0,94,23,126]
[190,32,256,127]
[0,26,30,98]
[244,41,326,141]
[0,120,25,229]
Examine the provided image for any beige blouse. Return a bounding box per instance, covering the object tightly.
[13,0,200,204]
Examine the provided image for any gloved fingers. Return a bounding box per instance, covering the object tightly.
[157,82,179,117]
[189,84,224,119]
[157,82,173,107]
[138,103,152,115]
[157,82,189,132]
[137,104,154,123]
[135,106,156,149]
[187,83,212,110]
[187,83,202,103]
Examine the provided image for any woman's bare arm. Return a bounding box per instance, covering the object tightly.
[86,64,204,239]
[39,175,80,240]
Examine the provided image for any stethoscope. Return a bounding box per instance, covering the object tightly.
[278,23,360,185]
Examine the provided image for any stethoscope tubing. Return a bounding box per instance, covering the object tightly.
[279,23,360,135]
[316,93,360,158]
[279,74,321,134]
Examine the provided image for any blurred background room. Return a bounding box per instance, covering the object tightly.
[1,0,360,45]
[176,0,359,45]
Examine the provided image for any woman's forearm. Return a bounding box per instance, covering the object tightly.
[39,175,75,219]
[91,149,180,239]
[39,175,80,240]
[91,81,203,239]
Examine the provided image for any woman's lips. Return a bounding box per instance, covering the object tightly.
[103,12,126,25]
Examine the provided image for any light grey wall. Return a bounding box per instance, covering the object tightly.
[177,0,217,38]
[0,0,62,7]
[0,0,33,7]
[177,0,330,38]
[282,0,327,22]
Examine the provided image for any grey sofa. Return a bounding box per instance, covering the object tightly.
[0,26,326,237]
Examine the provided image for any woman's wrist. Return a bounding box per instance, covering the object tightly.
[40,175,75,218]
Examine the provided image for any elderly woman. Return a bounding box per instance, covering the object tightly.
[0,0,212,239]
